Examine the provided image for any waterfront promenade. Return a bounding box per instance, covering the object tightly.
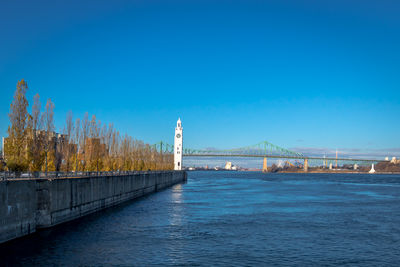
[0,170,187,244]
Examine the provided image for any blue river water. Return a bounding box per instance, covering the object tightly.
[1,171,400,266]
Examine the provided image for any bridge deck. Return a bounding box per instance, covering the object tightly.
[183,154,381,162]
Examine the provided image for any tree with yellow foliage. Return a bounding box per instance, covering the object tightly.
[4,79,173,173]
[5,80,30,171]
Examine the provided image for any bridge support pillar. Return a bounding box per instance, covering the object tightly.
[262,157,268,173]
[304,158,309,172]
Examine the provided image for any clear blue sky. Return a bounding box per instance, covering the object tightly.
[1,0,399,157]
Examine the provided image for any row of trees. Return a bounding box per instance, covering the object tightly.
[2,79,172,172]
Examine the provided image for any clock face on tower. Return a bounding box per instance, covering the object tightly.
[176,133,181,138]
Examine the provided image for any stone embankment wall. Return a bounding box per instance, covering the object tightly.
[0,171,187,244]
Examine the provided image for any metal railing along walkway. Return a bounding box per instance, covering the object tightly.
[0,170,174,181]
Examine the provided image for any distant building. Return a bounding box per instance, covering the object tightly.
[85,138,106,157]
[224,161,239,170]
[3,130,68,155]
[391,157,400,164]
[225,161,232,170]
[2,130,74,171]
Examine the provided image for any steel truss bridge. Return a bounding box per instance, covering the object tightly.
[152,141,382,166]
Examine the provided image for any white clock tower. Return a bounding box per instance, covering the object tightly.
[174,118,183,170]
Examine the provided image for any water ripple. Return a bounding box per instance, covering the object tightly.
[1,171,399,266]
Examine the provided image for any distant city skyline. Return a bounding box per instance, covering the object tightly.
[1,0,399,158]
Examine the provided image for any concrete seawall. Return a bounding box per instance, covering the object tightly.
[0,171,187,244]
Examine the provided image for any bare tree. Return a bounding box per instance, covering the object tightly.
[42,98,55,174]
[110,130,120,170]
[103,123,113,171]
[74,118,81,171]
[29,93,45,172]
[81,112,89,171]
[62,111,74,171]
[88,115,102,172]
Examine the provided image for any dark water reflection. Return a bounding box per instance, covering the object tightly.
[1,172,400,266]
